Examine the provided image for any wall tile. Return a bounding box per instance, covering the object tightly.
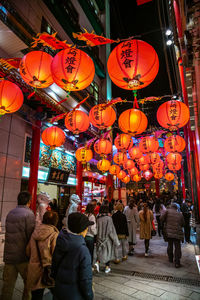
[0,177,3,204]
[3,178,21,202]
[8,134,24,159]
[0,115,11,132]
[1,201,16,227]
[5,156,22,179]
[0,154,6,177]
[11,115,26,138]
[0,130,9,154]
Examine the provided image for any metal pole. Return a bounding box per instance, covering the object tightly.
[105,0,112,101]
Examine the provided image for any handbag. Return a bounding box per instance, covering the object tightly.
[151,220,156,237]
[36,241,54,287]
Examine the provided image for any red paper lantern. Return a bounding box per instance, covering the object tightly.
[89,104,116,129]
[138,155,150,165]
[65,110,89,134]
[42,126,66,149]
[107,39,159,90]
[139,136,159,153]
[51,48,95,91]
[129,167,139,176]
[19,51,53,88]
[97,159,111,172]
[117,170,127,180]
[148,152,160,164]
[94,138,112,155]
[157,100,190,130]
[118,109,148,135]
[114,134,133,151]
[132,174,141,182]
[154,172,163,179]
[129,147,142,159]
[166,153,182,165]
[164,135,186,152]
[168,163,181,171]
[0,80,23,115]
[121,175,130,184]
[113,152,128,165]
[140,163,150,171]
[75,147,93,163]
[153,160,164,170]
[165,172,174,181]
[109,164,120,175]
[123,159,135,170]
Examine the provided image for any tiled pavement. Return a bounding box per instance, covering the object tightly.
[0,234,199,299]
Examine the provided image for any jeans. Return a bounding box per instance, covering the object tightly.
[156,215,162,236]
[144,239,149,253]
[85,236,95,265]
[167,238,182,264]
[0,262,31,300]
[114,238,127,258]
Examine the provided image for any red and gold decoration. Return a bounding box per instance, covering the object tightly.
[41,126,66,149]
[73,29,118,47]
[164,135,186,152]
[129,146,142,159]
[97,159,111,172]
[65,110,89,134]
[165,172,175,181]
[117,170,127,180]
[89,104,116,129]
[107,39,159,90]
[121,175,130,183]
[19,51,53,88]
[113,152,128,165]
[139,136,159,153]
[94,138,112,156]
[123,159,135,170]
[143,170,153,181]
[118,109,148,135]
[51,48,95,91]
[75,147,93,163]
[109,164,120,175]
[157,100,190,130]
[31,32,71,50]
[166,152,182,165]
[0,80,23,115]
[114,134,133,151]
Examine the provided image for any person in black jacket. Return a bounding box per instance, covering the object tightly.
[112,203,129,263]
[51,212,94,300]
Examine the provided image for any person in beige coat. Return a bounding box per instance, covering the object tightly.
[26,211,59,300]
[139,203,153,257]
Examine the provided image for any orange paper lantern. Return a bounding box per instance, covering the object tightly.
[97,159,111,172]
[118,109,148,135]
[168,163,181,171]
[164,135,186,152]
[89,104,116,129]
[121,175,130,183]
[166,153,182,165]
[140,163,150,171]
[0,80,23,115]
[129,167,139,176]
[94,138,112,155]
[109,164,120,175]
[148,152,160,164]
[132,174,141,182]
[107,39,159,90]
[157,100,190,130]
[19,51,53,88]
[51,48,95,91]
[117,170,127,180]
[123,159,135,170]
[42,126,66,149]
[129,147,142,159]
[65,110,89,134]
[75,147,93,163]
[114,134,133,151]
[139,136,159,153]
[138,155,150,165]
[154,172,163,179]
[165,172,174,181]
[113,152,128,165]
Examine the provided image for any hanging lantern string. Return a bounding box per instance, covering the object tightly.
[133,90,139,109]
[27,87,37,100]
[56,91,71,105]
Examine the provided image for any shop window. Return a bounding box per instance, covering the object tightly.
[41,17,56,35]
[62,0,79,28]
[89,81,99,104]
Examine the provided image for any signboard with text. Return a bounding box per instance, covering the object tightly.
[47,167,70,184]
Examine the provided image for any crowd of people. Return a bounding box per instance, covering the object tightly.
[0,190,195,300]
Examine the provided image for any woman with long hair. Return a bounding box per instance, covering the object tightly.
[139,203,153,257]
[153,198,166,236]
[84,203,97,265]
[124,200,139,256]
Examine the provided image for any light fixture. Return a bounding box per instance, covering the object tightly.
[53,121,58,125]
[166,40,173,46]
[64,128,69,132]
[172,95,177,99]
[165,29,172,36]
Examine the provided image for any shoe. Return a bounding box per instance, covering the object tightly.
[105,266,111,274]
[113,259,120,264]
[145,252,149,257]
[175,263,181,268]
[122,256,128,261]
[94,262,100,273]
[168,258,173,263]
[128,249,134,256]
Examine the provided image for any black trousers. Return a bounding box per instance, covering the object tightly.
[85,236,95,265]
[167,238,181,264]
[156,215,162,236]
[184,216,191,242]
[32,288,55,300]
[144,239,149,253]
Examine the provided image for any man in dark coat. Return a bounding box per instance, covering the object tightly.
[1,191,35,300]
[51,212,94,300]
[161,203,185,268]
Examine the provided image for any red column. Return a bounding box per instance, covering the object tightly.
[76,161,83,202]
[181,162,186,200]
[91,179,94,201]
[106,174,113,202]
[28,120,41,213]
[155,179,160,197]
[118,180,121,200]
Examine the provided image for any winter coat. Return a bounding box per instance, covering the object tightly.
[112,211,129,238]
[139,209,153,240]
[124,206,139,244]
[85,213,97,238]
[160,206,185,241]
[96,214,119,263]
[51,229,93,300]
[4,205,35,264]
[26,224,59,290]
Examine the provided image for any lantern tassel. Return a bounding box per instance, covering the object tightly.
[27,90,36,100]
[57,92,70,105]
[72,94,89,112]
[133,90,139,109]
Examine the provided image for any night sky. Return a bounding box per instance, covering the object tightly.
[109,0,179,130]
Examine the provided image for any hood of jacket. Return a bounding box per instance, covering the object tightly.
[56,229,85,253]
[32,224,58,241]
